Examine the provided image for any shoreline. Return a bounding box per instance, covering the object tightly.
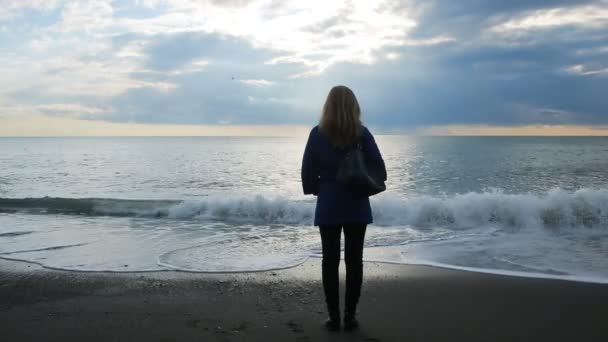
[2,258,608,341]
[3,252,608,286]
[363,257,608,285]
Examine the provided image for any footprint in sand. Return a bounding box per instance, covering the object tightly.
[286,319,304,333]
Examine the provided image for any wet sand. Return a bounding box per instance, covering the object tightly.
[1,257,607,342]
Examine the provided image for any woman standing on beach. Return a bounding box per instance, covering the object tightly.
[301,85,387,331]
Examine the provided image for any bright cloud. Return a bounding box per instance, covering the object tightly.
[491,3,608,32]
[564,64,608,76]
[57,0,115,32]
[239,79,275,86]
[0,0,60,21]
[0,102,110,119]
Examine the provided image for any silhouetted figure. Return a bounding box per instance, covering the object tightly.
[301,85,387,331]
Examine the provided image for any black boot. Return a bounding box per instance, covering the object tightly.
[324,306,340,331]
[343,308,359,331]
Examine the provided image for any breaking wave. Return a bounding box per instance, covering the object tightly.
[1,188,607,228]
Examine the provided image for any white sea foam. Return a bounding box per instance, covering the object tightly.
[165,195,315,224]
[4,188,607,229]
[372,188,608,228]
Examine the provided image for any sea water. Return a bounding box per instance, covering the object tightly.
[1,136,607,282]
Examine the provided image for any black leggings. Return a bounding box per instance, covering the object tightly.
[319,224,367,315]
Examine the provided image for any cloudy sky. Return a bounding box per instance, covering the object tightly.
[0,0,607,136]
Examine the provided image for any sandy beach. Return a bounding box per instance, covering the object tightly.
[1,258,607,342]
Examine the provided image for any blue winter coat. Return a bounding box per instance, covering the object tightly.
[301,125,387,226]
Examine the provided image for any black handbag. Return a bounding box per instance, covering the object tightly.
[336,141,386,196]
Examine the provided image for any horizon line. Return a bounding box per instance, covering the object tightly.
[1,134,607,138]
[1,116,608,136]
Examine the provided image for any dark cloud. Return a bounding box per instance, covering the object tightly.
[40,0,608,128]
[143,32,278,71]
[409,0,601,40]
[302,6,353,34]
[107,32,313,125]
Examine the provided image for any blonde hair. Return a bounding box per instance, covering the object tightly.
[319,85,362,148]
